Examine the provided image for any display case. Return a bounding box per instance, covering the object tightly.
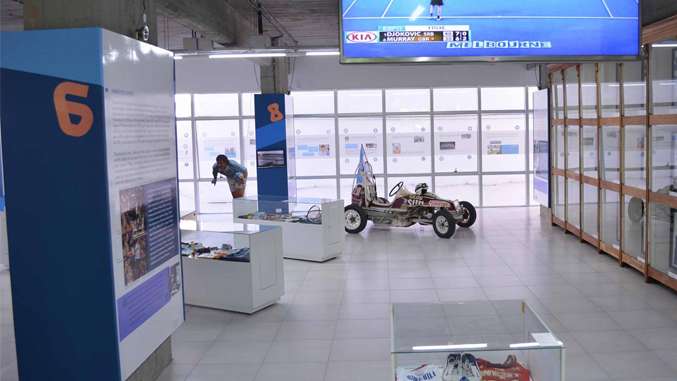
[392,300,564,381]
[233,197,344,262]
[181,225,284,314]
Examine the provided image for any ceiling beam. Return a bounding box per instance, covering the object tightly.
[156,0,252,45]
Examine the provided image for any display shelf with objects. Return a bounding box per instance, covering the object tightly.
[181,224,284,314]
[392,300,564,381]
[233,197,344,262]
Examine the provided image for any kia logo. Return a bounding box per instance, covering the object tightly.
[346,31,378,43]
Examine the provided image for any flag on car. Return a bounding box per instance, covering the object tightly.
[355,144,367,185]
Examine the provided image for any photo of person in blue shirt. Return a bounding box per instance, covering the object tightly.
[212,154,248,198]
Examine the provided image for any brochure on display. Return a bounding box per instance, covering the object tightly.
[181,241,251,262]
[397,354,530,381]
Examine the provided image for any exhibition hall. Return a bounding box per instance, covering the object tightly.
[1,1,677,381]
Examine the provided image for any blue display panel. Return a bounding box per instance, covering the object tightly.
[340,0,639,62]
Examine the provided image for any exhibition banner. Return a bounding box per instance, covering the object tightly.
[254,94,296,205]
[0,28,183,381]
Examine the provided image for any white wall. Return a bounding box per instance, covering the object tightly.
[176,56,539,93]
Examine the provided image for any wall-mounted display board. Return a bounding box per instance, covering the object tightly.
[0,28,183,381]
[340,0,639,63]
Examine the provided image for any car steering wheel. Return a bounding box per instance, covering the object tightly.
[389,181,404,197]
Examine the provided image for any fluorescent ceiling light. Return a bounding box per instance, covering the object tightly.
[510,342,540,349]
[209,52,287,59]
[652,43,677,48]
[305,51,340,56]
[412,343,488,351]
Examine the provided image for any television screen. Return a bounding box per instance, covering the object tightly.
[340,0,639,63]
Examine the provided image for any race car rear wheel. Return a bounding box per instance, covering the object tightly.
[457,201,477,228]
[433,209,456,239]
[344,205,368,234]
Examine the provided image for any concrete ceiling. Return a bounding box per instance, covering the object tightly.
[1,0,676,50]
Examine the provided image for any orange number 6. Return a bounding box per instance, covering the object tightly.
[268,102,284,122]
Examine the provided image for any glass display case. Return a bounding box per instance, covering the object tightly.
[392,300,564,381]
[233,197,344,262]
[180,223,284,314]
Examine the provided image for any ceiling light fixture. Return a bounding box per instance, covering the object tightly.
[208,52,287,59]
[305,51,340,56]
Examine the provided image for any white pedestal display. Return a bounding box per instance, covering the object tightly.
[181,226,284,314]
[233,198,345,262]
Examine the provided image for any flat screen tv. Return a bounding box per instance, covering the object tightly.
[340,0,640,63]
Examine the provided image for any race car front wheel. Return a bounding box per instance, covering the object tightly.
[344,205,368,234]
[457,201,477,228]
[433,209,456,239]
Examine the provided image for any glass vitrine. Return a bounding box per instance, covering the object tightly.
[392,300,564,381]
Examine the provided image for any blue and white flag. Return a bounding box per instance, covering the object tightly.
[355,144,367,185]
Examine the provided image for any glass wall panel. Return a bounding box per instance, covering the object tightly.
[198,181,232,214]
[296,179,338,199]
[651,124,676,192]
[338,89,382,114]
[649,202,673,275]
[196,120,241,178]
[528,112,534,172]
[624,125,646,189]
[555,125,565,169]
[623,61,646,117]
[194,93,239,117]
[482,175,526,206]
[651,45,677,115]
[601,189,620,247]
[241,93,256,116]
[582,184,598,238]
[599,63,620,117]
[565,67,580,120]
[340,177,386,206]
[567,180,580,228]
[434,175,479,206]
[292,91,335,115]
[481,114,526,172]
[582,126,597,178]
[433,88,478,112]
[600,126,620,183]
[339,117,384,175]
[434,115,478,173]
[385,89,430,113]
[175,94,192,118]
[294,118,336,176]
[567,126,580,171]
[528,87,537,110]
[179,182,195,216]
[176,120,194,180]
[386,116,432,174]
[554,176,565,220]
[481,87,525,111]
[243,119,257,176]
[623,195,644,261]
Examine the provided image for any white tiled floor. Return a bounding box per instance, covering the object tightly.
[2,207,677,380]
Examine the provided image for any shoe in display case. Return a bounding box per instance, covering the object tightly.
[233,197,344,262]
[181,223,284,314]
[392,300,564,381]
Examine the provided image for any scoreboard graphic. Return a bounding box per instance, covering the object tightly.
[378,25,470,43]
[340,0,639,62]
